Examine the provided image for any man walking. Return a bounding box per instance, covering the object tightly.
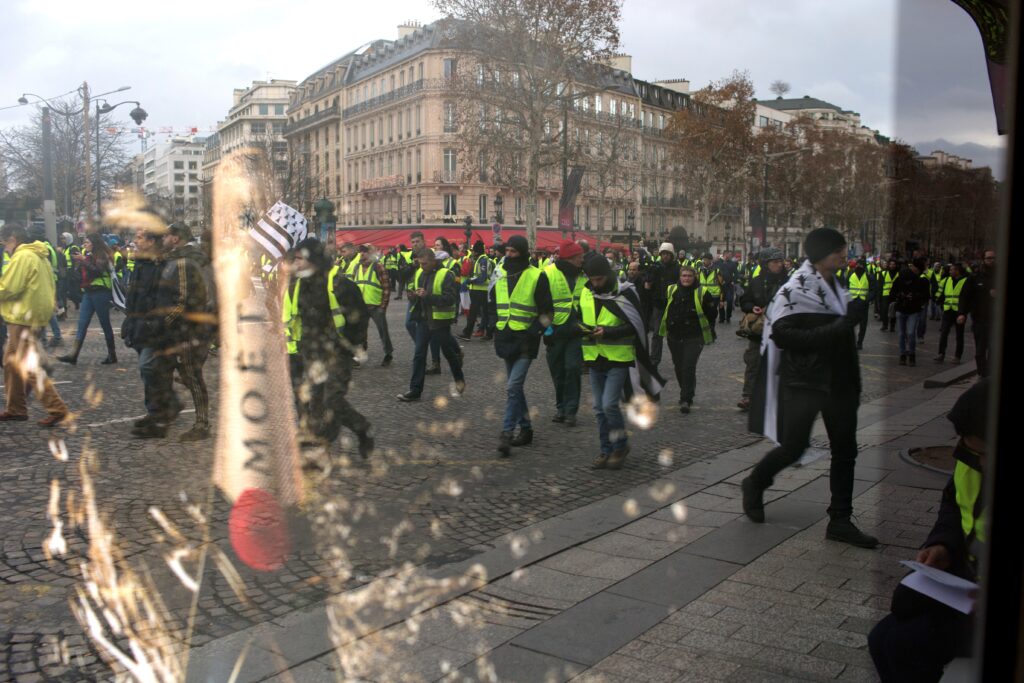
[0,223,70,426]
[648,243,680,369]
[543,240,585,427]
[845,260,875,350]
[736,248,787,411]
[890,258,930,366]
[934,262,969,364]
[397,248,466,402]
[743,228,877,549]
[352,244,393,366]
[697,253,724,340]
[878,259,899,332]
[965,250,995,376]
[458,240,494,341]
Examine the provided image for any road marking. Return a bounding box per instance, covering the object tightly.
[84,409,195,428]
[0,381,71,388]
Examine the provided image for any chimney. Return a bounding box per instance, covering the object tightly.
[398,21,421,40]
[607,53,632,74]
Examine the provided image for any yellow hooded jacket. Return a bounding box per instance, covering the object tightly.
[0,241,57,327]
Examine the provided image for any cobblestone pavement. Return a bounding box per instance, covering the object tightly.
[0,302,965,681]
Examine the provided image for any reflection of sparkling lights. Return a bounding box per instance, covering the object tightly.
[509,535,527,558]
[625,396,658,430]
[670,502,688,522]
[433,396,449,410]
[622,498,639,517]
[658,448,674,467]
[49,438,69,462]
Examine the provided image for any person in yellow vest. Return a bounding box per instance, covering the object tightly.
[543,240,586,427]
[338,242,359,276]
[28,226,64,348]
[879,259,899,331]
[59,231,81,312]
[397,248,465,402]
[0,223,71,425]
[890,258,931,366]
[660,265,715,414]
[458,240,494,341]
[353,244,393,366]
[697,253,725,341]
[0,247,9,364]
[58,233,118,365]
[488,235,552,456]
[397,232,425,302]
[869,379,988,681]
[576,255,664,469]
[934,262,969,364]
[383,247,400,295]
[283,238,374,457]
[845,260,876,350]
[928,261,944,321]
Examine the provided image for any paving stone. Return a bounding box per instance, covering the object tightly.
[663,613,742,637]
[590,653,681,683]
[538,548,652,581]
[511,593,669,666]
[743,647,847,679]
[637,623,693,646]
[492,566,614,604]
[809,640,875,669]
[580,532,686,561]
[457,644,584,683]
[606,551,739,609]
[730,624,818,654]
[682,520,800,566]
[676,630,764,659]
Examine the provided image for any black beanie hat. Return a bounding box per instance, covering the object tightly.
[473,239,485,255]
[804,228,846,263]
[506,235,529,255]
[583,254,614,279]
[948,378,989,439]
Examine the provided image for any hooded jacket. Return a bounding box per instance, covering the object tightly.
[0,241,57,327]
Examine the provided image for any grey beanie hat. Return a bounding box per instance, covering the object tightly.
[759,247,784,262]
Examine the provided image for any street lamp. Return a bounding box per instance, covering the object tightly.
[725,222,732,254]
[95,99,148,220]
[463,214,474,246]
[626,207,636,255]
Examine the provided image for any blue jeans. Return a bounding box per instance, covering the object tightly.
[39,313,62,341]
[409,320,464,396]
[897,312,919,356]
[75,289,115,344]
[138,346,180,418]
[590,366,629,455]
[502,357,533,432]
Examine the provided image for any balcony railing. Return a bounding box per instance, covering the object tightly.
[341,79,449,119]
[359,174,407,192]
[433,169,458,184]
[283,104,340,136]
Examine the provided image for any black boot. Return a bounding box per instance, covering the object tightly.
[101,339,118,364]
[908,354,916,367]
[57,339,83,365]
[741,476,765,523]
[899,355,906,365]
[826,517,878,548]
[509,427,533,447]
[497,431,513,457]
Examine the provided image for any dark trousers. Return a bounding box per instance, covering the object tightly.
[750,386,860,519]
[667,336,704,404]
[388,270,399,297]
[649,306,665,367]
[318,353,370,443]
[138,347,181,419]
[879,295,894,329]
[545,336,582,417]
[973,320,990,376]
[742,339,761,400]
[850,302,869,346]
[409,320,464,397]
[177,343,210,429]
[462,290,490,336]
[365,305,394,357]
[937,310,964,358]
[868,611,960,683]
[719,286,734,323]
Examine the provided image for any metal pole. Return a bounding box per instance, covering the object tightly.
[95,101,102,222]
[40,107,58,244]
[81,82,91,229]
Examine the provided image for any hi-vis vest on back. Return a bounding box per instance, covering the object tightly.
[281,268,347,355]
[353,261,383,306]
[848,272,870,301]
[578,286,635,363]
[699,268,720,297]
[469,254,491,292]
[494,266,541,331]
[544,263,584,326]
[943,277,966,311]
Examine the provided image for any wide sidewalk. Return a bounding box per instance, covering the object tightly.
[186,368,973,683]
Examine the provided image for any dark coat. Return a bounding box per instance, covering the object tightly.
[771,303,862,394]
[121,257,163,348]
[663,284,717,341]
[409,267,459,330]
[650,260,680,309]
[964,268,995,324]
[890,269,931,314]
[924,446,984,582]
[739,270,787,313]
[154,244,212,349]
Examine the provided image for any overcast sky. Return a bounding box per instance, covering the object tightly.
[0,0,1005,161]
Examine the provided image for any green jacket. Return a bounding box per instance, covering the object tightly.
[0,241,57,327]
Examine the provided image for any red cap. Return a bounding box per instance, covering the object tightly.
[228,488,291,571]
[558,240,583,259]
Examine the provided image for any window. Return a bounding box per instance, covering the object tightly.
[369,121,375,147]
[610,99,617,116]
[336,175,340,195]
[188,173,198,181]
[416,148,422,182]
[515,196,523,219]
[275,104,285,115]
[476,64,484,86]
[418,62,424,80]
[758,115,769,127]
[400,71,406,87]
[258,104,268,115]
[659,114,665,129]
[479,195,487,222]
[377,157,383,176]
[444,102,456,132]
[387,153,394,175]
[545,198,553,225]
[444,193,457,216]
[407,151,413,183]
[371,83,376,98]
[410,107,416,136]
[188,161,197,170]
[388,115,393,141]
[443,148,456,175]
[444,58,457,80]
[174,173,185,182]
[595,94,602,113]
[397,111,403,139]
[478,150,487,182]
[397,196,402,222]
[174,161,184,169]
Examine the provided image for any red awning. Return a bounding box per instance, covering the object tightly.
[333,226,592,251]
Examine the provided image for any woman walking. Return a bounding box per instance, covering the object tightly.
[58,233,117,365]
[660,265,715,413]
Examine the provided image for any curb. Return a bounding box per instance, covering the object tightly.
[923,361,977,388]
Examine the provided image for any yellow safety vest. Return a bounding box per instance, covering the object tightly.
[943,277,966,311]
[354,261,383,306]
[659,284,712,344]
[469,254,491,292]
[327,265,347,333]
[848,272,870,301]
[494,266,541,331]
[578,287,635,362]
[954,460,985,548]
[699,268,721,297]
[881,271,897,296]
[282,270,346,355]
[544,263,585,326]
[414,268,456,321]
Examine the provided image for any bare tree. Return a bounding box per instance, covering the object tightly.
[769,80,791,98]
[434,0,623,244]
[576,104,642,241]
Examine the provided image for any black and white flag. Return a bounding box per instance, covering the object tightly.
[249,201,308,271]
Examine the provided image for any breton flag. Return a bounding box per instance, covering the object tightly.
[249,201,308,271]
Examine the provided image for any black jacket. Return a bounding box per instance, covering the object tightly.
[487,262,552,360]
[663,284,717,341]
[924,445,984,582]
[121,257,163,348]
[739,270,787,312]
[964,268,995,324]
[890,269,931,314]
[154,244,212,349]
[409,267,459,330]
[771,296,862,394]
[650,260,681,309]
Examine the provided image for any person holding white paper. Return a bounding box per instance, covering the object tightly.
[869,379,988,682]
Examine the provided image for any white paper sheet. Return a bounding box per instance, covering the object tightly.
[899,561,978,614]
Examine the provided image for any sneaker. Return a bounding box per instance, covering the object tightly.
[825,518,879,549]
[737,398,750,411]
[396,392,421,402]
[46,337,63,349]
[509,428,533,447]
[741,477,765,523]
[551,413,565,423]
[564,415,577,428]
[132,423,167,439]
[591,453,610,469]
[425,364,442,376]
[179,425,211,442]
[605,445,630,470]
[456,332,472,341]
[37,414,69,428]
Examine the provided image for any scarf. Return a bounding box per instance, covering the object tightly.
[751,260,848,443]
[591,280,666,401]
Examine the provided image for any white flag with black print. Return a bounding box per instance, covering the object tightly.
[249,201,308,271]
